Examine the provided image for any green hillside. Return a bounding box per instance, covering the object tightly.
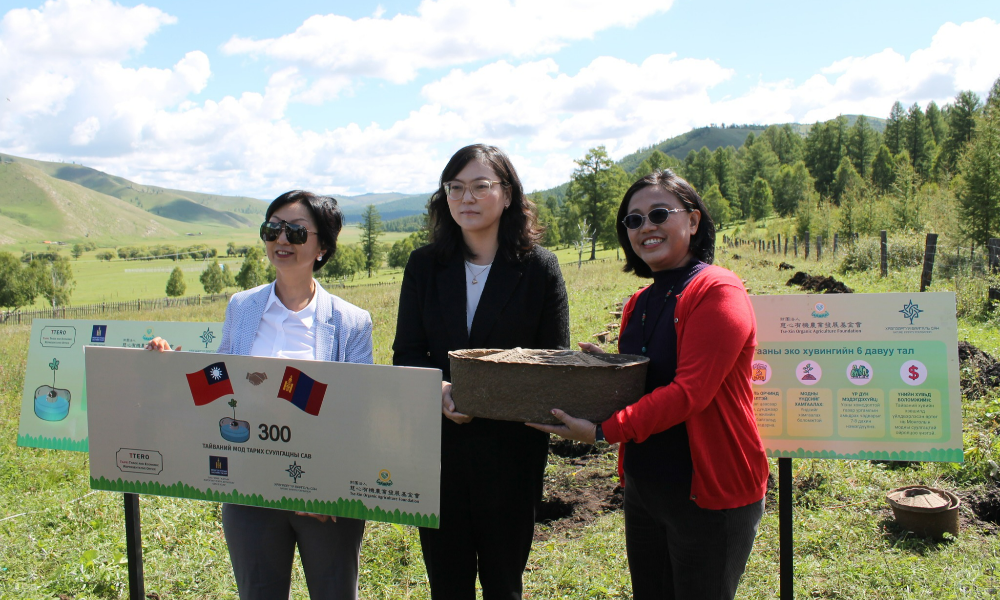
[340,192,431,223]
[0,153,264,227]
[0,161,231,245]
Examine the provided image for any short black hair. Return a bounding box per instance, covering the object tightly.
[427,144,541,262]
[616,169,716,278]
[264,190,343,272]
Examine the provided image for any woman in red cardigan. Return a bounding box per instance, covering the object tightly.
[530,169,769,600]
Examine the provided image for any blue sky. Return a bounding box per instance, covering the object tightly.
[1,0,998,198]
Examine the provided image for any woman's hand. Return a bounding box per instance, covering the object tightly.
[295,512,336,523]
[144,337,180,352]
[442,381,473,424]
[527,409,597,444]
[577,342,606,354]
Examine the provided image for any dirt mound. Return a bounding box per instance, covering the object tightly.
[778,262,796,271]
[961,485,1000,535]
[786,271,854,293]
[536,441,622,540]
[958,341,1000,400]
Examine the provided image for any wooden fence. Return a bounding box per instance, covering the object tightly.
[0,293,232,327]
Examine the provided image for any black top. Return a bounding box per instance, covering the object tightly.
[392,243,570,446]
[618,259,708,483]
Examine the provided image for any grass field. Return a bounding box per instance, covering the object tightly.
[2,252,1000,599]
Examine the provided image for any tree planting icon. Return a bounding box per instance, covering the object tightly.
[220,398,251,443]
[34,357,72,421]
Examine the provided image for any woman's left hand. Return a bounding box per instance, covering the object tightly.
[527,409,597,444]
[296,512,336,523]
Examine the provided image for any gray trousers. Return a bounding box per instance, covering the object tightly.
[222,503,365,600]
[623,472,764,600]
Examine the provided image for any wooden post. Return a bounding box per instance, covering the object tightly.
[880,230,888,278]
[920,233,938,292]
[804,232,810,259]
[793,236,798,258]
[989,238,1000,307]
[833,233,838,256]
[784,238,788,256]
[777,234,781,254]
[817,235,822,261]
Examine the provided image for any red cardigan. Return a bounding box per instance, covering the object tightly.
[601,265,769,510]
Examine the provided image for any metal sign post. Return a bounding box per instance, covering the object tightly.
[123,493,145,600]
[779,457,793,598]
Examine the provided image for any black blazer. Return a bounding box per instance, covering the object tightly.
[392,243,570,383]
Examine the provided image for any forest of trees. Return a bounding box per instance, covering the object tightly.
[528,75,1000,254]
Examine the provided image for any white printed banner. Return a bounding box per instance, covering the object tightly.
[85,347,442,526]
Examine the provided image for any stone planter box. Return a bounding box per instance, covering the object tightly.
[449,348,649,425]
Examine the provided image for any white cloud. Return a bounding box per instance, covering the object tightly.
[70,116,100,145]
[221,0,673,100]
[2,5,999,200]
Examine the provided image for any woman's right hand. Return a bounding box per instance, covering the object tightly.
[578,342,606,354]
[441,381,473,424]
[144,337,180,352]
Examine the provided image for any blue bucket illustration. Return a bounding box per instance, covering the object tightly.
[34,385,71,421]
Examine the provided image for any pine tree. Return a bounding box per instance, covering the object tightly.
[940,90,982,173]
[905,103,934,178]
[773,161,815,216]
[360,204,384,277]
[749,177,774,221]
[925,101,947,145]
[165,266,186,297]
[804,116,848,197]
[957,78,1000,247]
[762,124,804,165]
[712,146,740,217]
[871,144,896,192]
[684,147,717,193]
[847,115,878,178]
[884,101,906,155]
[831,156,863,203]
[701,184,731,230]
[738,137,780,215]
[567,146,627,260]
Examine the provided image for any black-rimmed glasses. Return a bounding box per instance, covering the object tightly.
[445,180,502,201]
[621,208,687,230]
[259,220,318,245]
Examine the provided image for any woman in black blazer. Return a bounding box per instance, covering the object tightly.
[393,144,570,600]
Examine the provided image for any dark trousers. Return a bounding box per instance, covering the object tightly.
[419,420,548,600]
[623,472,764,600]
[222,503,365,600]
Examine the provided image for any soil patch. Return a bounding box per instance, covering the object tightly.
[963,486,1000,534]
[786,271,854,293]
[535,441,622,540]
[778,262,796,271]
[958,341,1000,400]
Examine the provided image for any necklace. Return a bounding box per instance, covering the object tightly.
[465,261,492,285]
[640,282,677,355]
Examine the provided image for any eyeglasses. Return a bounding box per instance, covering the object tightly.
[445,180,503,201]
[259,220,318,245]
[621,208,688,230]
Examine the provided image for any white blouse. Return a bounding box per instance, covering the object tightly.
[249,283,318,360]
[465,261,492,333]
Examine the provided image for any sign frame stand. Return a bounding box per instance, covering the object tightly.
[124,493,145,600]
[779,457,793,599]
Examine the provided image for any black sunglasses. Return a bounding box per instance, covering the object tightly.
[621,208,687,230]
[259,220,318,245]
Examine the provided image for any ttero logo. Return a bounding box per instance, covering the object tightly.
[377,469,393,487]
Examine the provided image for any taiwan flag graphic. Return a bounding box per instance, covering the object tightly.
[277,366,328,416]
[186,362,235,406]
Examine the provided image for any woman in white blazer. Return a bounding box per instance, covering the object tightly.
[148,190,373,600]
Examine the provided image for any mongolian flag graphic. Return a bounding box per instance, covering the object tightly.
[186,362,234,406]
[277,366,328,416]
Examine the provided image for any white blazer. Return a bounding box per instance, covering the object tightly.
[217,281,374,364]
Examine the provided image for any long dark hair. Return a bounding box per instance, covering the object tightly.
[427,144,541,262]
[265,190,343,272]
[616,169,716,277]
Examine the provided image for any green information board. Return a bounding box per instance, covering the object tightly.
[749,293,961,462]
[18,319,222,451]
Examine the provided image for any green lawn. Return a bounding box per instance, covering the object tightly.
[2,251,999,598]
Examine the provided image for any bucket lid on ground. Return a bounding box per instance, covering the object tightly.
[887,485,954,513]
